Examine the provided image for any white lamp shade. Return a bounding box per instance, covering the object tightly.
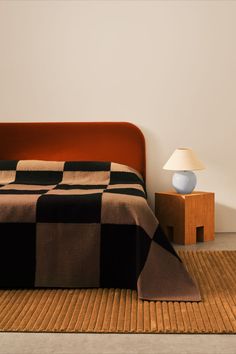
[163,148,205,171]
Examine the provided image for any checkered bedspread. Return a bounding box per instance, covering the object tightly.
[0,160,200,301]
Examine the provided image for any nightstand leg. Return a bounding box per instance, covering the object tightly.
[202,225,214,242]
[173,225,185,245]
[184,226,197,245]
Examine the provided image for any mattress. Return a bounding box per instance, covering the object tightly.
[0,160,201,301]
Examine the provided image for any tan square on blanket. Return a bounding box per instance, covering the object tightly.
[61,171,110,185]
[101,192,158,237]
[0,194,40,222]
[35,223,101,288]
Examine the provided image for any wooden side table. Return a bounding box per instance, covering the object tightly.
[155,191,215,245]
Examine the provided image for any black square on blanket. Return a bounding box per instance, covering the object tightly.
[109,172,143,185]
[15,171,63,185]
[36,193,102,223]
[0,223,36,287]
[100,224,151,289]
[64,161,111,171]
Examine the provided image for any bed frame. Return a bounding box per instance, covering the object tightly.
[0,122,146,178]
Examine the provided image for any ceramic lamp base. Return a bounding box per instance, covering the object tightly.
[172,171,197,194]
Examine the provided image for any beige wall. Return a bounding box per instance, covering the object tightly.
[0,0,235,232]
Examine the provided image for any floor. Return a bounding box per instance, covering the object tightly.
[174,232,236,251]
[0,233,236,354]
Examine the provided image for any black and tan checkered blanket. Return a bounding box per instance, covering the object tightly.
[0,160,200,301]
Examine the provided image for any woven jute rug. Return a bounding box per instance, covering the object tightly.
[0,250,236,334]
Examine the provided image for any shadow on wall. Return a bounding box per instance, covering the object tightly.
[138,124,172,210]
[215,203,236,233]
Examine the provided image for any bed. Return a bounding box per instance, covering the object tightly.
[0,122,201,301]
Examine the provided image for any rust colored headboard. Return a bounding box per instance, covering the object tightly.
[0,122,146,179]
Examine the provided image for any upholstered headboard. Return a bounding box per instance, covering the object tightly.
[0,122,146,178]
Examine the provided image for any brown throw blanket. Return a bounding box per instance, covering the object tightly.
[0,160,201,301]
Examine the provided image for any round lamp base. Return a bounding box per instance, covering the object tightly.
[172,171,197,194]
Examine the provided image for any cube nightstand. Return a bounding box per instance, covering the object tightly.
[155,191,215,245]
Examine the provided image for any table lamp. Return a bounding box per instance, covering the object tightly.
[163,148,205,194]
